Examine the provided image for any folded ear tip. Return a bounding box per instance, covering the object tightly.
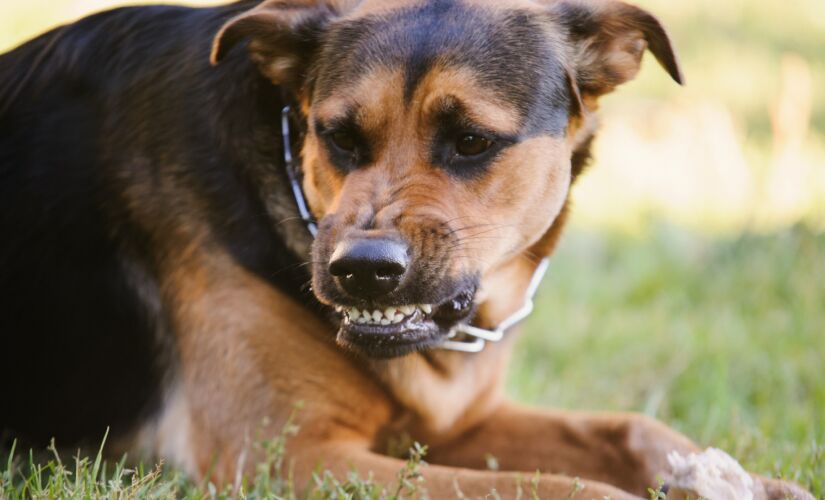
[664,53,684,85]
[671,66,685,85]
[649,33,684,86]
[629,7,683,86]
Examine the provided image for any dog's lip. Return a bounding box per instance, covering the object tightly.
[331,286,478,358]
[336,311,443,358]
[330,285,477,328]
[335,307,438,351]
[341,309,435,341]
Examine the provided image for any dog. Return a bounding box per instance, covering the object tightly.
[0,0,813,497]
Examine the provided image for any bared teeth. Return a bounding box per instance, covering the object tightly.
[336,304,435,326]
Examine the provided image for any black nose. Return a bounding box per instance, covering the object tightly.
[329,238,409,299]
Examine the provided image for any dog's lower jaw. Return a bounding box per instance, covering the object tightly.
[336,320,446,359]
[331,287,480,359]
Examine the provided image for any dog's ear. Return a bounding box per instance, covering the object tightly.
[550,0,683,99]
[210,0,337,87]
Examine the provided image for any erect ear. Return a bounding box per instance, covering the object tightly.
[210,0,337,87]
[550,0,683,99]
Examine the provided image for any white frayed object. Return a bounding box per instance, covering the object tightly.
[666,448,760,500]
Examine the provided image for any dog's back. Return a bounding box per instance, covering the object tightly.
[0,1,288,447]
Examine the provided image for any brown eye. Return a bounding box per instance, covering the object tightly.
[456,134,492,156]
[331,131,356,152]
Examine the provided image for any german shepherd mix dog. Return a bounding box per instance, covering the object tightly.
[0,0,812,497]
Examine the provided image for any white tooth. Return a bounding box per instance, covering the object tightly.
[421,304,433,314]
[393,314,404,323]
[380,319,391,325]
[400,305,414,316]
[384,307,397,318]
[356,317,367,324]
[350,308,360,320]
[372,310,383,322]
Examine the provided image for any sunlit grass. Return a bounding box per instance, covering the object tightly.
[0,422,433,499]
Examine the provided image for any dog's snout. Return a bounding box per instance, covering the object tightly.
[329,238,409,299]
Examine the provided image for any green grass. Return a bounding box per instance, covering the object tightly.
[0,414,432,499]
[510,224,825,495]
[3,225,823,497]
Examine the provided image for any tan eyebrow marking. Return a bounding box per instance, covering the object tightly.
[313,67,404,129]
[415,66,522,135]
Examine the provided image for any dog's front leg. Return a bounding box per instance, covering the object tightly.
[425,403,812,499]
[290,441,642,499]
[425,402,691,495]
[153,252,638,498]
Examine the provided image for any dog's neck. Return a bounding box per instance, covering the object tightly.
[367,210,573,441]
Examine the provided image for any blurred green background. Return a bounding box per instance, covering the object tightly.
[1,0,823,494]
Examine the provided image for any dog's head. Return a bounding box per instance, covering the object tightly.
[212,0,682,358]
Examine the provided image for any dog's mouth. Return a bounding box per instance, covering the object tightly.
[332,287,477,358]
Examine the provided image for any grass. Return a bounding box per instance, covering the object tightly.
[2,225,823,497]
[0,412,432,499]
[510,224,825,495]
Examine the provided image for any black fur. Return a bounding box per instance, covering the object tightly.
[0,1,315,447]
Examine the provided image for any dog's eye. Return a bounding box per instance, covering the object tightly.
[456,134,493,156]
[331,131,357,152]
